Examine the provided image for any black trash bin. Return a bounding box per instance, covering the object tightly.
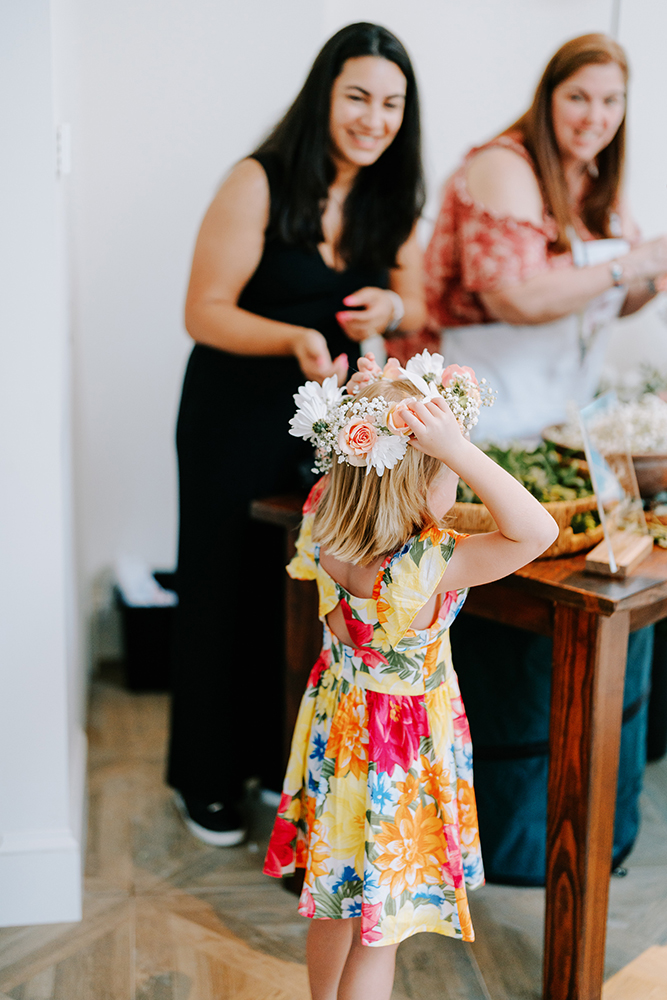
[115,570,177,692]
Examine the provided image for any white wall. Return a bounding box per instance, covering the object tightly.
[606,0,667,371]
[65,0,327,657]
[0,0,84,926]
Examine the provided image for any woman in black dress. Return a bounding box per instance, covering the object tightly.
[169,22,426,844]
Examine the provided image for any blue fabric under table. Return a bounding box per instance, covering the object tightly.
[451,617,654,886]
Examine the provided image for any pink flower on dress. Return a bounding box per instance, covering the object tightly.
[361,901,384,943]
[367,691,430,777]
[303,476,327,514]
[308,649,331,687]
[298,886,317,918]
[450,693,472,741]
[263,816,297,877]
[437,590,459,623]
[340,599,389,670]
[338,419,377,458]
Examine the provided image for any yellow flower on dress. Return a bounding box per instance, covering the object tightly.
[455,886,475,941]
[283,693,317,795]
[420,755,453,808]
[326,689,369,779]
[320,773,367,874]
[314,672,338,724]
[374,802,447,897]
[457,780,478,829]
[426,684,454,752]
[396,771,420,808]
[379,901,445,944]
[306,819,332,882]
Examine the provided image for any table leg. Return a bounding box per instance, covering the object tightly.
[544,606,629,1000]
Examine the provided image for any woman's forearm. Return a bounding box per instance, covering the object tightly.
[480,261,617,325]
[185,299,305,355]
[396,292,427,334]
[480,237,667,326]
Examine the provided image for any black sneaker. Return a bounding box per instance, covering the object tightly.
[173,791,246,846]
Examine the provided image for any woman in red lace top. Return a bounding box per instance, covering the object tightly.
[407,33,667,440]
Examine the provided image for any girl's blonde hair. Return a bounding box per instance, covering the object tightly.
[312,379,445,564]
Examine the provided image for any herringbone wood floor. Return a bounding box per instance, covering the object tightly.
[0,668,665,999]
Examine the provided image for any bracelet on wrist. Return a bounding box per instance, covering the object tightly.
[609,261,624,287]
[384,290,405,333]
[647,278,658,296]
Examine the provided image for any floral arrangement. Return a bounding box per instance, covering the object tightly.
[289,349,495,476]
[551,395,667,455]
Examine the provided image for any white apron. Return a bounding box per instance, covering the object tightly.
[441,233,629,441]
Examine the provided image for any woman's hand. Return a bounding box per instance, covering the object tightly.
[292,329,348,384]
[336,287,397,342]
[622,236,667,284]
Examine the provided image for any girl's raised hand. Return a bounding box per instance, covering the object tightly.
[398,395,466,465]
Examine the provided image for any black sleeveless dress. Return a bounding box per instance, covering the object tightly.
[168,153,388,802]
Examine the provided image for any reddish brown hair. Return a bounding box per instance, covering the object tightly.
[505,33,628,253]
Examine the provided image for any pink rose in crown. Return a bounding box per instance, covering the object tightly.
[338,419,378,457]
[440,364,478,387]
[441,364,480,405]
[385,401,412,436]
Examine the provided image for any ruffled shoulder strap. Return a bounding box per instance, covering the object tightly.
[286,478,339,619]
[286,477,328,581]
[376,527,464,648]
[286,511,317,581]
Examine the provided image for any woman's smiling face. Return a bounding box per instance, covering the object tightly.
[551,61,626,168]
[329,56,407,171]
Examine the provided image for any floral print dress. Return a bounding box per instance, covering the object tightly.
[263,505,484,948]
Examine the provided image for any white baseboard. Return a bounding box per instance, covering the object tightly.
[0,729,87,928]
[0,842,82,926]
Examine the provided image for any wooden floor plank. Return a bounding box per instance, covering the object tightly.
[603,945,667,999]
[0,898,132,994]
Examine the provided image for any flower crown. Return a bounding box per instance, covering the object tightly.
[289,349,495,476]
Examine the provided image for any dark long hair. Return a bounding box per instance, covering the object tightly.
[252,22,424,270]
[505,33,628,253]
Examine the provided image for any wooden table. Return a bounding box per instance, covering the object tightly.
[251,495,667,1000]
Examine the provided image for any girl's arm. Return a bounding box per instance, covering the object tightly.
[400,396,559,591]
[335,225,427,341]
[465,147,667,325]
[184,158,347,384]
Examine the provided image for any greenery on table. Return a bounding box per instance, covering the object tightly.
[456,441,600,534]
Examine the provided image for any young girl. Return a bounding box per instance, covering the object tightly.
[263,351,558,1000]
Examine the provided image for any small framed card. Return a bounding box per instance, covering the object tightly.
[579,392,652,577]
